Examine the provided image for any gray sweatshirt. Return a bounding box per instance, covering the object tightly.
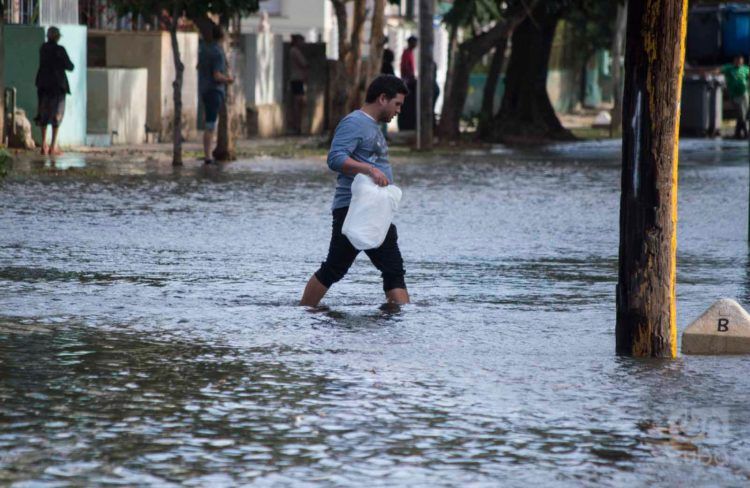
[327,110,393,210]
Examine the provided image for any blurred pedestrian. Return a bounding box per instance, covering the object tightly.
[381,38,395,76]
[398,36,418,131]
[35,26,73,156]
[198,24,234,165]
[721,55,750,139]
[400,36,418,83]
[289,34,309,135]
[380,39,396,137]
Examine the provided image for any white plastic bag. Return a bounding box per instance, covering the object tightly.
[342,173,402,250]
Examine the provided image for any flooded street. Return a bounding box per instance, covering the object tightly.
[1,139,750,486]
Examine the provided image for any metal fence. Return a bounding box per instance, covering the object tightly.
[4,0,39,24]
[4,0,78,25]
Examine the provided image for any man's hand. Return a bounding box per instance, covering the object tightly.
[366,166,389,187]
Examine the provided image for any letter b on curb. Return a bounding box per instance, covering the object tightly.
[718,318,729,332]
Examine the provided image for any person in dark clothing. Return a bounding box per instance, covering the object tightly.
[35,26,74,156]
[379,41,396,137]
[288,34,309,135]
[398,36,418,131]
[380,37,395,76]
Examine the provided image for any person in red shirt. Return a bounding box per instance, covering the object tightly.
[400,36,418,82]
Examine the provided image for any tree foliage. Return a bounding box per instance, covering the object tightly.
[438,0,624,141]
[563,0,621,58]
[442,0,502,31]
[438,0,534,140]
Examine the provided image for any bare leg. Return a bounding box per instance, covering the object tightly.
[385,288,410,305]
[40,125,48,155]
[203,129,214,162]
[300,275,329,307]
[50,126,62,155]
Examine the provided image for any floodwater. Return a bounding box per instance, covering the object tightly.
[1,139,749,486]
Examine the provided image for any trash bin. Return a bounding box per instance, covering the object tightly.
[722,4,750,60]
[680,75,712,137]
[687,5,724,65]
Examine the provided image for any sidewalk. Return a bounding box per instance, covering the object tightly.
[72,135,332,162]
[2,111,640,165]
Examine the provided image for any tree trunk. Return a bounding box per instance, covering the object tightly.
[610,2,627,137]
[442,22,458,109]
[437,2,531,141]
[478,36,509,139]
[489,5,574,143]
[345,0,367,111]
[367,0,387,85]
[169,14,184,166]
[616,0,687,358]
[330,0,352,133]
[418,0,435,149]
[213,15,236,161]
[0,9,4,144]
[578,53,589,109]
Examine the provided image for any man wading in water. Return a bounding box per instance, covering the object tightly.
[300,75,410,307]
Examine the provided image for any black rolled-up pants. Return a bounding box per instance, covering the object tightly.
[315,206,406,292]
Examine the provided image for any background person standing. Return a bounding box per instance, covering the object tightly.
[288,34,309,135]
[381,37,395,76]
[721,55,750,139]
[198,25,234,165]
[399,36,418,83]
[398,36,418,131]
[379,40,396,137]
[34,26,73,156]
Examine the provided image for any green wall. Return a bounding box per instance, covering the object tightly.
[3,24,87,146]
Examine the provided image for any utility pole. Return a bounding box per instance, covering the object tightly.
[616,0,688,358]
[1,3,5,143]
[418,0,434,150]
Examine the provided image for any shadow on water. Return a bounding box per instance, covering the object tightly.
[0,323,338,484]
[303,302,407,330]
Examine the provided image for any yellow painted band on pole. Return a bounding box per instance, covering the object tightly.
[670,0,689,359]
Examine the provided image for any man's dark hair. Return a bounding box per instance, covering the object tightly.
[365,75,408,103]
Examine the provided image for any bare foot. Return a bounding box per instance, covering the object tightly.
[40,145,49,155]
[50,147,63,156]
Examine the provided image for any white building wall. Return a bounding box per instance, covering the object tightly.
[240,33,284,106]
[243,0,335,57]
[160,32,199,138]
[87,68,148,145]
